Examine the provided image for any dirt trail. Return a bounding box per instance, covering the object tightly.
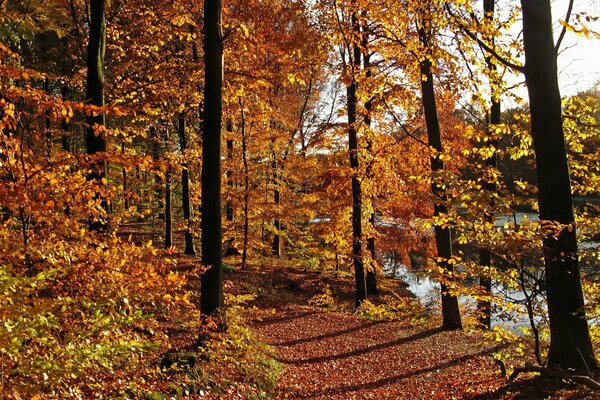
[253,305,502,400]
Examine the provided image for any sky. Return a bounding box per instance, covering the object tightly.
[552,0,600,95]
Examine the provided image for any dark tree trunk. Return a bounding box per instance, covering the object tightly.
[521,0,598,373]
[85,0,108,232]
[223,120,240,256]
[348,7,367,307]
[200,0,224,317]
[418,26,462,331]
[122,142,129,210]
[61,86,70,152]
[44,79,52,158]
[240,101,250,270]
[165,165,173,249]
[151,127,164,221]
[164,128,172,249]
[272,154,282,257]
[226,120,234,222]
[477,0,499,330]
[363,24,378,296]
[178,111,196,255]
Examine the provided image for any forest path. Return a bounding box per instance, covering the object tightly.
[252,304,503,400]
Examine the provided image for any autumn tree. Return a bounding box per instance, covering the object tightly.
[521,0,598,373]
[200,0,225,318]
[86,0,108,232]
[416,6,462,330]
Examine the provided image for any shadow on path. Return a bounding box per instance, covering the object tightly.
[294,350,485,399]
[253,309,318,326]
[278,327,442,365]
[273,319,387,347]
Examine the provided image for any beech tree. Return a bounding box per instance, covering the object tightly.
[347,3,368,306]
[86,0,108,232]
[417,14,462,330]
[521,0,598,373]
[477,0,501,330]
[200,0,224,317]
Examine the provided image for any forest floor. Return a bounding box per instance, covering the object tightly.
[226,263,599,400]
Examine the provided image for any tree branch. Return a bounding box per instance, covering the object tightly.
[555,0,574,53]
[444,4,524,73]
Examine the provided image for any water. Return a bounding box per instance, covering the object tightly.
[387,262,540,331]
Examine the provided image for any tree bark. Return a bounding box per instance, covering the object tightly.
[225,119,234,222]
[363,20,378,296]
[240,99,250,270]
[272,149,282,257]
[165,165,173,249]
[418,25,462,331]
[85,0,108,232]
[521,0,598,373]
[477,0,500,330]
[178,111,196,255]
[200,0,225,317]
[348,6,367,307]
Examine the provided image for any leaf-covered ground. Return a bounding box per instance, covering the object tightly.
[253,305,499,399]
[231,264,598,400]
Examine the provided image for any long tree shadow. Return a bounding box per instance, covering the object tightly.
[293,350,486,399]
[278,327,442,365]
[273,319,388,347]
[253,309,319,326]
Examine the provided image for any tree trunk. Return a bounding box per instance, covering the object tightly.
[200,0,224,317]
[348,7,367,307]
[240,99,250,270]
[178,111,196,255]
[226,120,234,222]
[521,0,598,373]
[165,165,173,249]
[363,22,378,296]
[85,0,108,232]
[477,0,500,330]
[223,120,240,256]
[122,142,129,210]
[418,25,462,331]
[61,86,70,152]
[272,151,282,257]
[44,79,52,158]
[151,127,164,223]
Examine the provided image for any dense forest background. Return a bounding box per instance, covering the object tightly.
[2,0,600,398]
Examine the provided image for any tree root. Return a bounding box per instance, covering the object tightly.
[509,363,600,390]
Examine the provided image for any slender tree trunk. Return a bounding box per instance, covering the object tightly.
[151,127,164,221]
[164,127,172,249]
[44,79,52,158]
[477,0,500,330]
[178,112,196,255]
[165,166,173,248]
[226,142,234,225]
[348,6,367,307]
[122,142,129,210]
[61,86,70,152]
[200,0,224,317]
[362,22,378,296]
[61,86,71,216]
[521,0,598,372]
[272,149,282,257]
[418,25,462,331]
[240,99,250,270]
[223,120,240,256]
[85,0,108,232]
